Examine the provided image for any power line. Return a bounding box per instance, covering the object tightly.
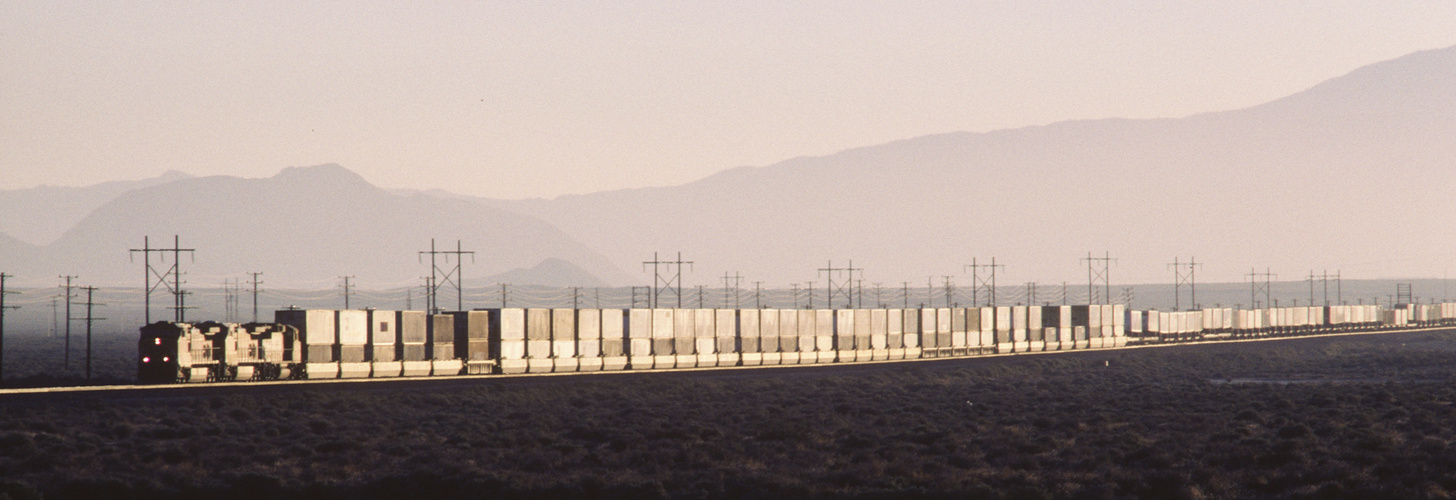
[128,235,194,323]
[419,239,475,312]
[964,258,1005,307]
[1082,251,1117,305]
[818,260,862,309]
[1168,257,1201,310]
[1247,268,1276,309]
[1304,269,1339,307]
[643,252,693,308]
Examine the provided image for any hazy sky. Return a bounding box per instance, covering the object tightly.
[4,2,1455,200]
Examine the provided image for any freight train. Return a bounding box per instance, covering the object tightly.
[137,302,1456,384]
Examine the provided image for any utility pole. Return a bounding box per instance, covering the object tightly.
[643,252,693,308]
[721,272,742,309]
[818,260,862,309]
[1335,270,1342,305]
[964,258,1005,307]
[902,282,910,309]
[873,282,883,308]
[942,276,955,308]
[129,235,194,323]
[230,279,241,322]
[247,272,263,323]
[791,283,800,309]
[1247,268,1275,309]
[173,289,195,324]
[1168,257,1201,311]
[631,286,650,309]
[78,286,104,381]
[0,273,17,383]
[1321,270,1331,307]
[807,281,815,309]
[222,279,231,322]
[754,281,763,309]
[1306,270,1319,307]
[1025,282,1038,306]
[59,275,76,369]
[501,283,509,308]
[420,276,434,312]
[697,285,705,308]
[572,287,580,309]
[339,276,355,309]
[1082,252,1116,305]
[419,239,475,312]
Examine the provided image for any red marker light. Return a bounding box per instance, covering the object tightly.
[163,357,169,362]
[143,357,150,363]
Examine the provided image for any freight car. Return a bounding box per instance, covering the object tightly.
[138,302,1456,384]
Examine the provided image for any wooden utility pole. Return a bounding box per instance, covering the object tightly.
[78,286,105,381]
[59,275,76,369]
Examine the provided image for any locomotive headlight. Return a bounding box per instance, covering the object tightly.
[142,357,150,363]
[155,338,161,345]
[163,357,169,362]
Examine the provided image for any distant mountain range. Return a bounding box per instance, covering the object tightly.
[2,45,1452,291]
[486,44,1456,288]
[0,170,192,246]
[0,165,627,287]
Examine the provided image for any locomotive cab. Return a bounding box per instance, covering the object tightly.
[138,322,191,384]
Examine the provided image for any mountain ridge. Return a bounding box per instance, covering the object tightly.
[485,44,1456,287]
[7,45,1453,290]
[5,165,628,288]
[0,170,194,246]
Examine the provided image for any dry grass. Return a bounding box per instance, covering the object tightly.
[2,331,1456,498]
